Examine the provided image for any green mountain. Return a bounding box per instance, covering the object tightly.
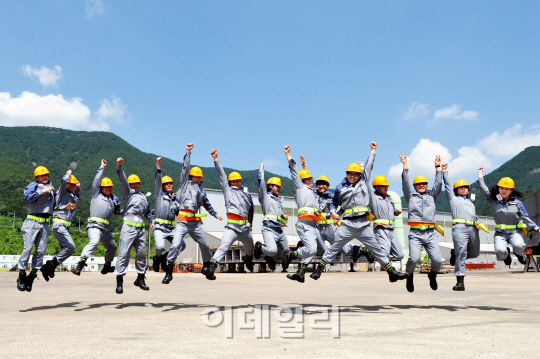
[0,126,294,231]
[401,146,540,216]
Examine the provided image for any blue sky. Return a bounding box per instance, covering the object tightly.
[1,1,540,194]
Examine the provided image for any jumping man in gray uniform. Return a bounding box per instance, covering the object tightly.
[478,168,540,266]
[205,149,255,280]
[114,158,154,294]
[153,157,180,284]
[17,166,56,292]
[254,164,289,271]
[167,143,222,281]
[41,169,80,280]
[311,143,408,283]
[281,145,323,283]
[74,160,122,276]
[442,164,480,291]
[400,153,442,292]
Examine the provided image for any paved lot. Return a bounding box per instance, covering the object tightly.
[1,269,539,358]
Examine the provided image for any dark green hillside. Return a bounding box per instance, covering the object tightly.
[0,126,293,231]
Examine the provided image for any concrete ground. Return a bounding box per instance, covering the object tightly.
[1,269,539,359]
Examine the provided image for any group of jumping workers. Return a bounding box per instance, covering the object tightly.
[15,142,540,294]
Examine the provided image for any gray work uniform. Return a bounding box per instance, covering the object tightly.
[51,173,80,263]
[443,171,480,276]
[316,189,350,257]
[288,159,322,265]
[153,169,180,257]
[478,178,538,259]
[82,167,122,263]
[212,160,255,262]
[366,178,404,261]
[167,152,218,264]
[402,169,442,274]
[18,180,56,271]
[114,167,154,276]
[258,169,289,258]
[322,152,389,266]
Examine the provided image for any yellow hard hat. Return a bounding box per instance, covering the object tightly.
[346,163,362,173]
[228,172,242,181]
[299,169,312,180]
[498,177,514,189]
[67,175,77,184]
[100,177,113,187]
[316,175,330,186]
[162,176,174,184]
[267,177,282,187]
[413,175,428,185]
[453,179,469,189]
[189,167,203,177]
[34,166,50,178]
[372,175,389,186]
[128,174,140,184]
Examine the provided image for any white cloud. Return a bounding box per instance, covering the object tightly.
[262,158,280,167]
[0,91,127,131]
[86,0,104,19]
[404,102,430,120]
[477,123,540,157]
[431,104,479,122]
[22,65,63,88]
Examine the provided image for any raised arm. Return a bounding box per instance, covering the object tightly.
[431,156,443,200]
[55,171,70,208]
[116,158,131,201]
[477,167,492,203]
[362,142,377,183]
[400,154,412,203]
[284,145,303,191]
[155,157,163,204]
[211,149,231,206]
[442,165,454,204]
[180,143,194,186]
[92,160,107,198]
[258,164,268,209]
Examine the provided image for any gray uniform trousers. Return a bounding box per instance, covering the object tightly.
[322,217,388,266]
[318,225,351,256]
[494,231,525,259]
[51,222,76,263]
[375,227,405,260]
[261,226,288,257]
[406,228,442,273]
[82,227,118,263]
[153,224,176,257]
[114,224,147,276]
[168,221,209,263]
[452,224,480,276]
[212,225,254,262]
[18,219,49,270]
[296,220,322,265]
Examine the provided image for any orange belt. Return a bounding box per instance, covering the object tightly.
[177,209,199,222]
[408,222,435,226]
[227,213,247,221]
[298,213,319,222]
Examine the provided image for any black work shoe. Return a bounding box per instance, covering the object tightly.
[283,249,295,269]
[281,269,288,273]
[243,255,254,272]
[515,250,527,265]
[352,245,361,262]
[40,262,52,282]
[17,271,27,292]
[73,260,87,276]
[152,255,161,272]
[428,270,438,291]
[504,248,512,266]
[116,275,123,294]
[264,256,276,271]
[363,248,375,264]
[101,263,115,275]
[387,266,409,283]
[452,275,465,291]
[254,241,263,260]
[310,264,324,280]
[48,258,59,279]
[406,273,414,293]
[450,249,456,266]
[25,272,37,292]
[162,264,173,284]
[201,261,211,276]
[134,273,150,291]
[160,252,168,272]
[205,261,218,281]
[287,265,307,283]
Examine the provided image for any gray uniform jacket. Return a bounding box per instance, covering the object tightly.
[258,169,285,228]
[478,178,538,232]
[176,152,218,217]
[117,166,154,222]
[367,178,397,229]
[154,168,180,221]
[443,171,476,221]
[215,160,254,223]
[87,167,122,230]
[53,173,80,221]
[24,180,56,216]
[402,169,442,223]
[289,159,318,217]
[331,152,375,218]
